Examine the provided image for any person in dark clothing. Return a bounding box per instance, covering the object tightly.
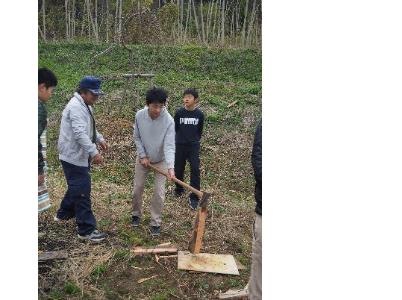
[248,120,262,299]
[174,88,205,210]
[38,67,58,213]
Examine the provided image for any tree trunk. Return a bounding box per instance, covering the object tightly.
[191,0,201,42]
[200,0,205,44]
[106,0,109,43]
[95,0,98,42]
[205,0,213,42]
[212,0,219,43]
[86,0,99,42]
[42,0,46,41]
[38,24,46,41]
[220,0,225,46]
[65,0,69,39]
[71,0,76,39]
[246,0,257,47]
[114,0,119,42]
[241,0,249,47]
[184,0,192,41]
[81,1,86,37]
[118,0,122,44]
[180,0,184,40]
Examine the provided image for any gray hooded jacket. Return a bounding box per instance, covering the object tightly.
[58,92,104,167]
[133,106,175,169]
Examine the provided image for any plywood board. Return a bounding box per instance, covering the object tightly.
[177,251,239,275]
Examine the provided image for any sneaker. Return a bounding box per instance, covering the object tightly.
[174,189,184,197]
[54,215,73,222]
[132,216,140,227]
[150,226,161,237]
[78,230,107,242]
[188,197,199,210]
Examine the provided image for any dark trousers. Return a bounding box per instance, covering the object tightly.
[174,143,200,201]
[56,160,96,235]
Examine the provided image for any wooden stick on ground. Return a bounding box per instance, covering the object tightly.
[227,100,238,108]
[131,247,178,255]
[38,251,68,262]
[218,289,249,299]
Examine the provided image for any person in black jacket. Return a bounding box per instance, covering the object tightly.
[174,88,205,210]
[248,120,262,299]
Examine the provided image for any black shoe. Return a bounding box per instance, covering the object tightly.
[78,230,107,242]
[132,216,140,227]
[188,197,199,210]
[174,189,184,197]
[150,226,161,237]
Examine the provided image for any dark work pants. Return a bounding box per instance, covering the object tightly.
[56,160,96,236]
[174,143,200,201]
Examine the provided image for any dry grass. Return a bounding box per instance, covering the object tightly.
[39,117,256,299]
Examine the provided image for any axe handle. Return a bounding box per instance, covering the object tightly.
[148,164,203,199]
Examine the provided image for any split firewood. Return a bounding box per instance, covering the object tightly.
[132,247,178,255]
[137,275,158,284]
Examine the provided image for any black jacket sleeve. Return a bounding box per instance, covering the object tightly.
[251,121,262,183]
[198,111,204,137]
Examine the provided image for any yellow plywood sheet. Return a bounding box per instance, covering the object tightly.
[177,251,239,275]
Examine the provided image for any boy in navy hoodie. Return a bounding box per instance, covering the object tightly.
[174,88,205,210]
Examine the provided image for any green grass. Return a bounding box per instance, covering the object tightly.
[64,281,81,295]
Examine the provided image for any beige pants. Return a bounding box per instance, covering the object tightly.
[132,159,167,227]
[249,213,262,300]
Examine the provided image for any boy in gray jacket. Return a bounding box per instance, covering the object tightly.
[55,76,108,242]
[132,87,175,237]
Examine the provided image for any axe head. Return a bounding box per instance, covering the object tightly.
[198,192,212,208]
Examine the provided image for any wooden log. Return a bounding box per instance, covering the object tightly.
[131,247,178,255]
[188,206,208,254]
[38,251,68,262]
[218,289,248,299]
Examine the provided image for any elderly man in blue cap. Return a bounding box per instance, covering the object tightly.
[55,76,108,242]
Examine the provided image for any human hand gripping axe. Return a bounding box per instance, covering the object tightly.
[148,164,212,254]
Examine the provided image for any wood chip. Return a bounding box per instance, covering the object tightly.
[137,275,158,284]
[227,100,238,108]
[156,242,171,247]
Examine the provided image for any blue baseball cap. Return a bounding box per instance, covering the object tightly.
[79,76,104,95]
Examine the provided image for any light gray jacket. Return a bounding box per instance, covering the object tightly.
[58,92,104,167]
[133,106,175,169]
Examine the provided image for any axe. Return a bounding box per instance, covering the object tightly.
[148,164,212,253]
